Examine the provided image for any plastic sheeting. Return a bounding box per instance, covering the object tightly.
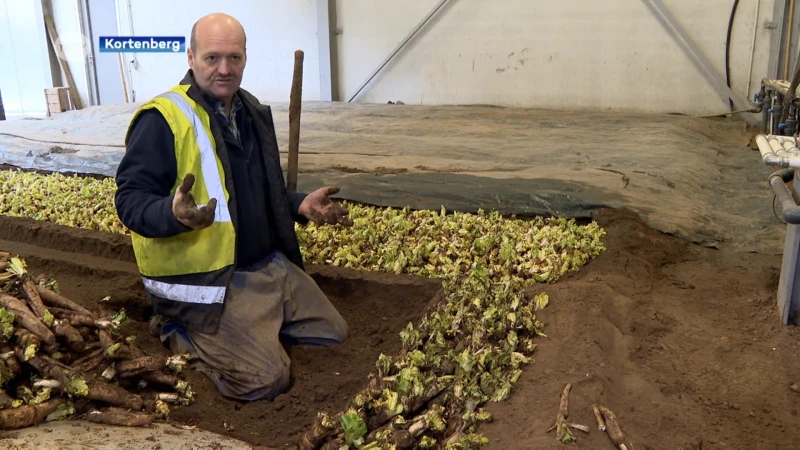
[0,101,783,254]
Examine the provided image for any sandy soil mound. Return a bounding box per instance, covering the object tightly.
[481,209,800,450]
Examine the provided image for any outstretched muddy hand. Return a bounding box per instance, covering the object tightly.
[172,173,217,230]
[299,186,353,227]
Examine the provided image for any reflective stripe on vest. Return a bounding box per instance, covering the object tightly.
[158,91,231,224]
[142,278,226,305]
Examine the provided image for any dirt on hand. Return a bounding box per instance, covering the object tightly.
[172,173,217,230]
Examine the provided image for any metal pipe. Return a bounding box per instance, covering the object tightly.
[698,108,757,118]
[762,77,794,95]
[757,134,779,161]
[773,93,784,134]
[777,167,796,182]
[786,0,796,79]
[764,100,771,133]
[745,0,761,100]
[756,81,772,134]
[642,0,758,126]
[776,135,795,155]
[347,0,452,102]
[762,84,772,133]
[793,23,800,78]
[316,0,334,101]
[787,106,798,135]
[770,170,800,224]
[756,134,800,166]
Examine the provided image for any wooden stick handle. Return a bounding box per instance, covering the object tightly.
[117,53,129,103]
[287,49,304,192]
[42,0,82,110]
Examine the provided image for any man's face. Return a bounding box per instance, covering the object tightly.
[188,35,246,100]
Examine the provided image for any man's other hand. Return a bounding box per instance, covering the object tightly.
[173,173,217,229]
[298,186,353,226]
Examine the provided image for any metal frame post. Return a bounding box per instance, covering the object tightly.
[777,169,800,324]
[317,0,334,101]
[768,0,786,80]
[347,0,454,102]
[642,0,759,126]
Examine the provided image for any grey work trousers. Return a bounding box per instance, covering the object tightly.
[160,251,349,401]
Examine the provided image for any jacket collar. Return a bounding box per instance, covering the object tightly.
[179,69,242,115]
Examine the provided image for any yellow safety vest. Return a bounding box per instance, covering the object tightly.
[125,84,236,306]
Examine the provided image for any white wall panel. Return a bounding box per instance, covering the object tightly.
[335,0,779,116]
[0,0,786,118]
[117,0,321,104]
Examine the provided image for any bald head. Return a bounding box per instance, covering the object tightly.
[190,13,246,52]
[187,13,247,106]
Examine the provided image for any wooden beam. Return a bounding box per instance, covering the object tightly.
[117,53,129,103]
[41,0,83,110]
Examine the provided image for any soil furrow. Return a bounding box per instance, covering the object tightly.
[0,214,441,448]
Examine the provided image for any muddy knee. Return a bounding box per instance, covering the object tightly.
[332,314,350,344]
[269,362,292,399]
[203,356,292,402]
[237,361,291,401]
[281,359,292,385]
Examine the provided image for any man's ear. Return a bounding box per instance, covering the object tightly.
[187,47,194,66]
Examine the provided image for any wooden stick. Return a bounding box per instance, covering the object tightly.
[117,53,129,103]
[287,49,304,192]
[41,0,83,110]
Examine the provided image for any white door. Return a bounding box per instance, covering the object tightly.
[86,0,124,105]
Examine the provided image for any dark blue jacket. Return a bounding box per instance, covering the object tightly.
[114,70,308,332]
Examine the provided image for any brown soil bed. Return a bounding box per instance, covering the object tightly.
[0,214,441,448]
[2,206,800,450]
[480,209,800,450]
